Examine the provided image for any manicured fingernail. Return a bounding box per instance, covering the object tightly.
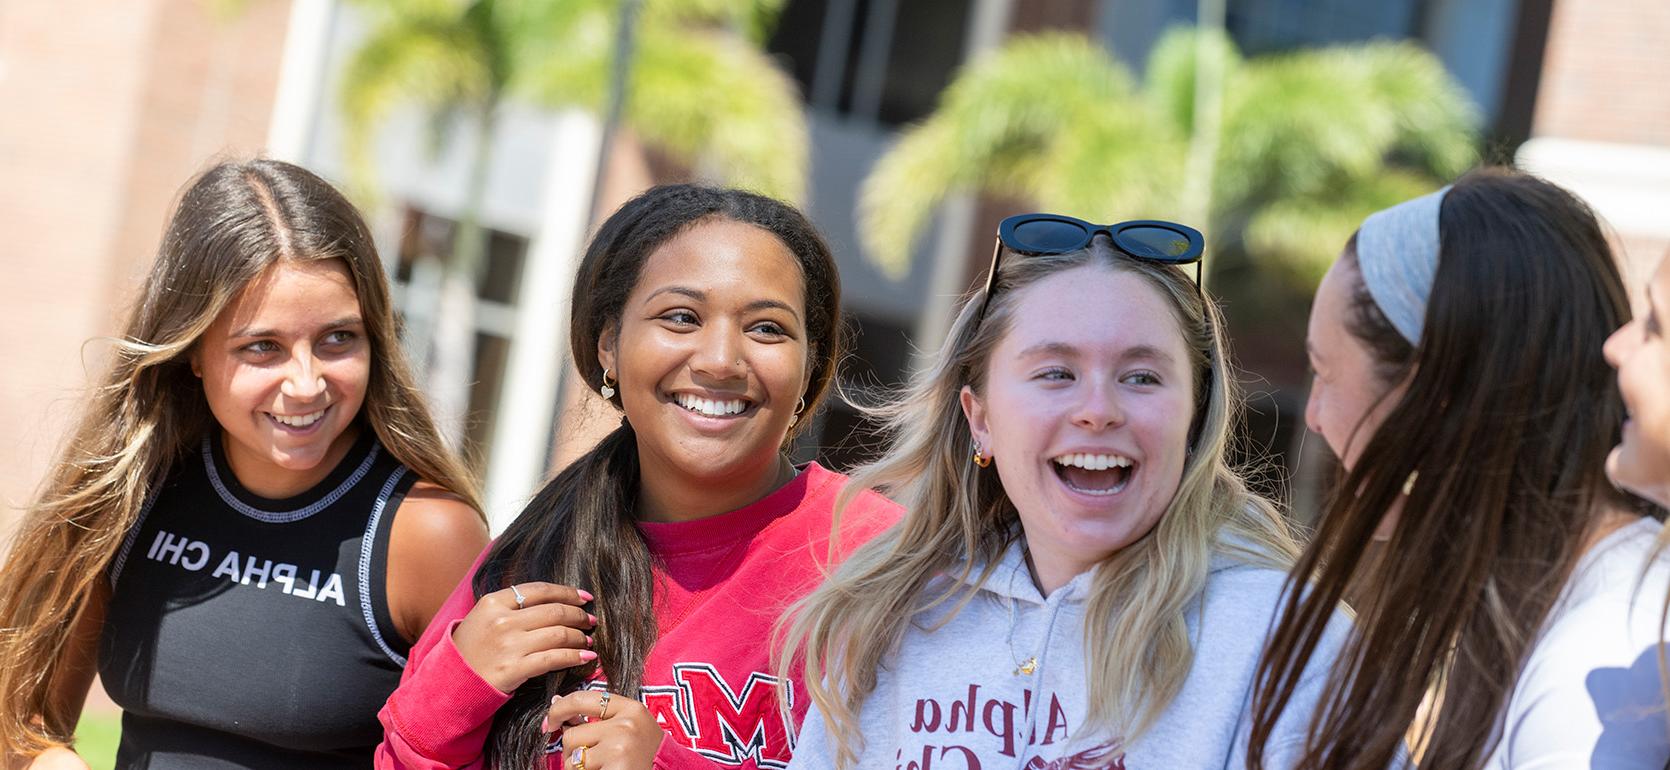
[540,716,550,732]
[587,613,598,625]
[552,694,561,705]
[578,589,594,602]
[580,650,598,662]
[585,635,593,648]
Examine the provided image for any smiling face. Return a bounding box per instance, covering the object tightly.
[961,265,1195,590]
[192,259,370,497]
[1305,257,1408,470]
[599,218,811,513]
[1605,257,1670,506]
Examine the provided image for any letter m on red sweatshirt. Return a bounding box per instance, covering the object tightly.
[651,663,795,767]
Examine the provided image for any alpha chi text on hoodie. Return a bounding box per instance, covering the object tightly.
[375,462,901,770]
[787,539,1351,770]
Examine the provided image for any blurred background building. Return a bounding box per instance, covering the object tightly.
[3,0,1668,544]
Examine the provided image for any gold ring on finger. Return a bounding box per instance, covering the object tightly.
[598,690,612,720]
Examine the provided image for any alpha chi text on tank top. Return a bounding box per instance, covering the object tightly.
[100,429,418,769]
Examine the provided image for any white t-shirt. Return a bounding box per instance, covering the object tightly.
[1484,517,1670,768]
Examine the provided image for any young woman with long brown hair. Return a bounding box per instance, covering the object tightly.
[780,218,1347,769]
[374,184,899,770]
[1250,167,1670,768]
[0,159,488,769]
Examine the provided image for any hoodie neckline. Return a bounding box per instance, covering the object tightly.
[956,538,1098,607]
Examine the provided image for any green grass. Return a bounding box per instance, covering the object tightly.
[73,711,120,770]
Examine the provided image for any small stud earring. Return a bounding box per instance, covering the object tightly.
[600,368,617,400]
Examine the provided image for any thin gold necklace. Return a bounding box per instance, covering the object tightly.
[1004,559,1038,676]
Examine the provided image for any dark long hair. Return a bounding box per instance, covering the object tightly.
[1249,168,1635,769]
[471,184,844,768]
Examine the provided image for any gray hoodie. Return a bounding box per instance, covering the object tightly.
[787,539,1351,770]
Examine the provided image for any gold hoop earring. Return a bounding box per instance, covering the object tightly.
[789,397,806,427]
[600,368,617,400]
[972,441,992,468]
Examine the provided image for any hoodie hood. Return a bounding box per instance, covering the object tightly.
[946,529,1281,609]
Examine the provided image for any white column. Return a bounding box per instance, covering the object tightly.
[910,0,1011,358]
[482,110,604,533]
[1517,137,1670,244]
[266,0,336,161]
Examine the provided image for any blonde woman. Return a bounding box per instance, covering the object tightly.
[0,160,488,769]
[781,216,1348,768]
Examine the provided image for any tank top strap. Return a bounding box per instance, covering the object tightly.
[358,461,419,665]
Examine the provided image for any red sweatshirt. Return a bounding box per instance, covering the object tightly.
[376,462,900,769]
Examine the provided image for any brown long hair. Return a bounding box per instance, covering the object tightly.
[471,184,844,769]
[1249,167,1635,769]
[0,159,482,757]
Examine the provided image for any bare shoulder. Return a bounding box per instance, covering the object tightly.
[391,482,488,548]
[386,481,490,642]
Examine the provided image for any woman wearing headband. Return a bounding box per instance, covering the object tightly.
[781,216,1348,769]
[1250,168,1670,768]
[375,185,900,770]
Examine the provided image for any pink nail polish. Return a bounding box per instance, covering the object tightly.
[587,613,599,625]
[580,650,598,662]
[585,635,593,648]
[578,589,595,602]
[541,716,550,732]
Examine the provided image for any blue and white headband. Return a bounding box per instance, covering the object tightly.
[1355,185,1452,345]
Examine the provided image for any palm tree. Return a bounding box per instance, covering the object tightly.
[338,0,808,443]
[858,27,1478,287]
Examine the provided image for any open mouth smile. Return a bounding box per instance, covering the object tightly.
[1051,452,1135,496]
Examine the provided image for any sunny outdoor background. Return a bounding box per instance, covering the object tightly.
[3,0,1669,765]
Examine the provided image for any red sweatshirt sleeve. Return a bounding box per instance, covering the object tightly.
[376,553,512,770]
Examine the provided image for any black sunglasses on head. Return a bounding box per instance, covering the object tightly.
[975,214,1206,322]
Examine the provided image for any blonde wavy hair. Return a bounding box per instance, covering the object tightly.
[779,239,1300,769]
[0,159,482,757]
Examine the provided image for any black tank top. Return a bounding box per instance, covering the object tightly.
[100,429,417,769]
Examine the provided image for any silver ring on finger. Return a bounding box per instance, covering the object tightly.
[510,583,526,610]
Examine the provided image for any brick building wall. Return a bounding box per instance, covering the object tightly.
[0,0,292,541]
[1534,0,1670,147]
[1521,0,1670,287]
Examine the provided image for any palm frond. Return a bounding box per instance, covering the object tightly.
[338,12,494,194]
[513,10,807,201]
[858,120,964,280]
[1142,25,1244,136]
[858,33,1142,275]
[857,25,1481,289]
[1243,168,1439,281]
[1217,50,1404,208]
[626,26,809,201]
[1350,41,1480,178]
[344,0,470,16]
[1035,105,1187,222]
[642,0,787,43]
